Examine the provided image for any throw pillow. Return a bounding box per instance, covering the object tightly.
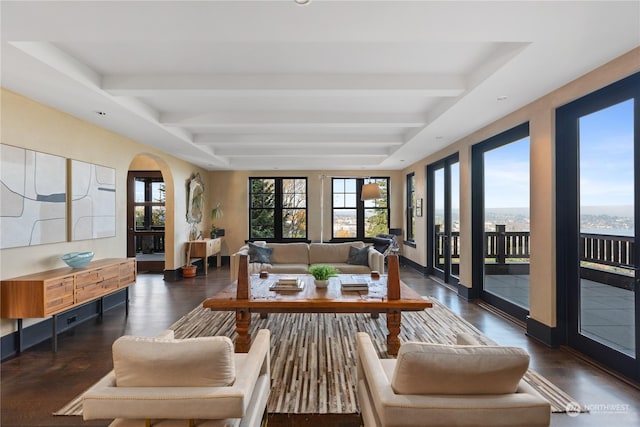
[391,342,529,395]
[347,245,369,266]
[113,336,235,387]
[248,242,273,264]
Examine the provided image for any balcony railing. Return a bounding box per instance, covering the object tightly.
[435,225,635,288]
[135,230,165,254]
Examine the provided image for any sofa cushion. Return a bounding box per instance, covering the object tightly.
[324,262,370,274]
[391,342,529,395]
[113,336,235,387]
[309,241,365,264]
[268,264,310,274]
[347,245,370,266]
[268,242,310,265]
[456,332,484,345]
[249,242,273,264]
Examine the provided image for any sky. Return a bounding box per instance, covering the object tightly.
[481,98,634,212]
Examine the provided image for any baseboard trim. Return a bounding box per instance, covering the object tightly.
[401,257,428,275]
[526,316,561,348]
[457,283,479,300]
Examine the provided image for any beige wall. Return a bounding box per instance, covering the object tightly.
[0,88,210,335]
[400,47,640,328]
[207,171,403,256]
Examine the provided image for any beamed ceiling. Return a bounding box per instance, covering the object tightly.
[2,1,639,170]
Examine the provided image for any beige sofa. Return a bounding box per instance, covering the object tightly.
[356,332,551,427]
[82,329,271,427]
[230,241,385,281]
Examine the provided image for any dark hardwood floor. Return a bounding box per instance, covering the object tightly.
[2,265,639,426]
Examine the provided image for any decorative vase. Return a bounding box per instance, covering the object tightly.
[314,279,329,288]
[182,265,197,278]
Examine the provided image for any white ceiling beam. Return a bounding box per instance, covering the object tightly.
[103,73,465,97]
[161,112,425,128]
[229,156,385,169]
[9,42,102,90]
[214,145,390,157]
[194,133,404,145]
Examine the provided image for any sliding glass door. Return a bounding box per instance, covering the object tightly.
[427,154,459,285]
[557,72,639,381]
[472,124,530,320]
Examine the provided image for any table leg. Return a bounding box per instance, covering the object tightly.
[386,311,401,356]
[235,309,251,353]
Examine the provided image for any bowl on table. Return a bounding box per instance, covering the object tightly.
[61,251,94,268]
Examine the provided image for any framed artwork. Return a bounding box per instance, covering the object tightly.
[415,198,423,217]
[71,160,116,240]
[0,144,67,248]
[186,173,204,225]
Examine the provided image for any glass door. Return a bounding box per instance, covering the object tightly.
[472,124,530,321]
[427,154,459,284]
[127,171,165,273]
[557,72,639,381]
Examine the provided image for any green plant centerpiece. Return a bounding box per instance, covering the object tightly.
[210,203,224,238]
[308,264,339,288]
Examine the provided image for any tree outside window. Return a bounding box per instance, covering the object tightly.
[332,177,389,240]
[249,177,307,241]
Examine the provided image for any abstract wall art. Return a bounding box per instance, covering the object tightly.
[0,144,67,249]
[71,160,116,241]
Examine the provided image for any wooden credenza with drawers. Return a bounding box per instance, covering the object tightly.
[1,258,136,351]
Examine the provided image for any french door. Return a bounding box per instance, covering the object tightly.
[427,154,459,285]
[471,124,530,321]
[556,72,639,381]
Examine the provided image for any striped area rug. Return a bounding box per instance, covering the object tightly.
[54,298,585,416]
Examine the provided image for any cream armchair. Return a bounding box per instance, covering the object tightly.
[82,329,271,427]
[356,332,551,427]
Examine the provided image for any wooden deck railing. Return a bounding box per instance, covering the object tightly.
[436,225,634,270]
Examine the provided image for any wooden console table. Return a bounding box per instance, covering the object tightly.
[1,258,137,352]
[186,237,222,276]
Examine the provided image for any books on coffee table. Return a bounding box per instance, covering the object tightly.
[340,276,370,291]
[269,277,305,291]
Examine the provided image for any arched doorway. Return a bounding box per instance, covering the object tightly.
[127,154,174,273]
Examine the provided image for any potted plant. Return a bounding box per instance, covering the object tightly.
[210,203,224,238]
[308,264,339,288]
[183,224,198,278]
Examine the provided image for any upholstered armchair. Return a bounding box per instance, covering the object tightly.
[356,332,551,427]
[82,329,271,427]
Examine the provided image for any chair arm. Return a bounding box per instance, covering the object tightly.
[367,247,385,274]
[229,248,249,282]
[233,329,271,414]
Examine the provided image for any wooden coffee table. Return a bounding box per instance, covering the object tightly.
[202,256,431,356]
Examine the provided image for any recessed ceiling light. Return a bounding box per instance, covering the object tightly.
[497,96,508,101]
[295,0,311,5]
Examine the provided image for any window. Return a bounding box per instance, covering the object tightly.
[332,177,389,240]
[249,177,307,241]
[406,173,416,242]
[134,175,165,230]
